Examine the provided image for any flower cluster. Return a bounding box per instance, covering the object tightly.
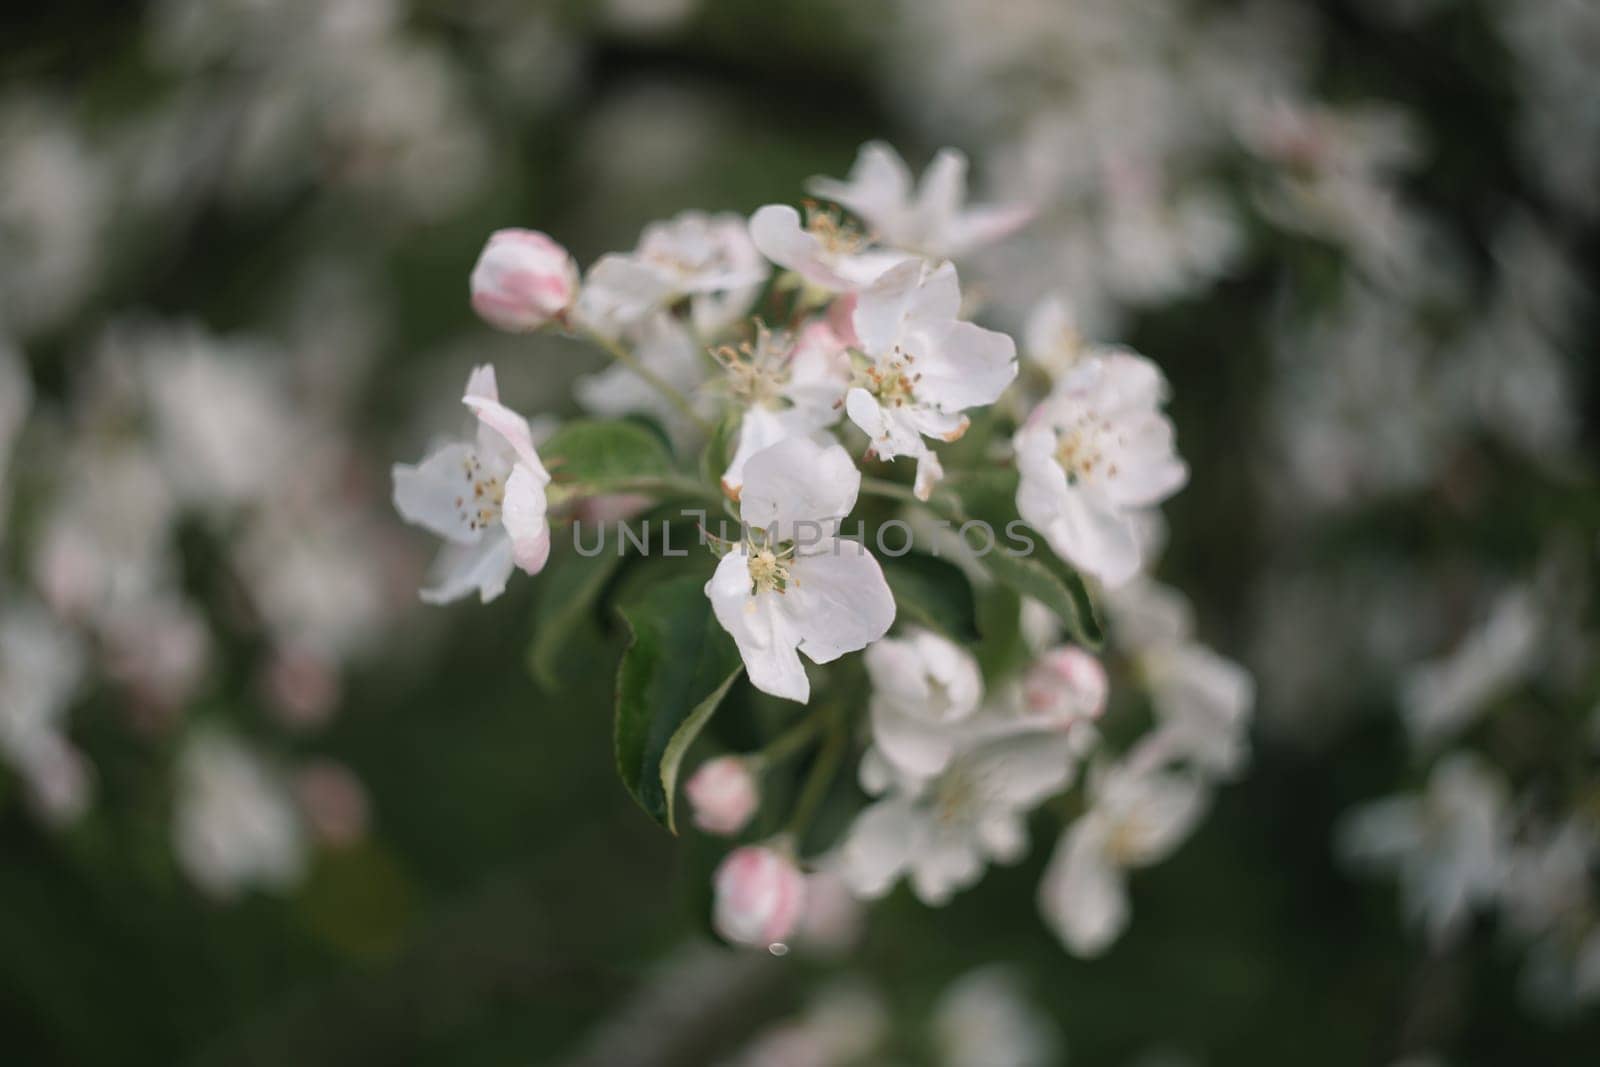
[391,142,1251,961]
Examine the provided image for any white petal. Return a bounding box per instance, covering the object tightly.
[573,254,673,338]
[749,204,854,291]
[837,795,918,899]
[915,319,1018,412]
[705,548,810,702]
[1039,819,1129,957]
[392,443,480,545]
[784,540,896,664]
[852,258,961,356]
[739,436,860,538]
[807,141,914,232]
[914,147,968,231]
[871,700,960,780]
[419,532,517,605]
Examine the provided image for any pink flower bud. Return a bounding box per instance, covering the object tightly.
[469,228,579,332]
[685,756,759,836]
[1022,646,1108,726]
[713,845,807,949]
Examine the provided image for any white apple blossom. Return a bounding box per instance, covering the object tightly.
[1038,762,1208,956]
[712,843,807,949]
[392,364,552,604]
[1338,753,1511,943]
[845,257,1017,499]
[575,210,767,339]
[468,228,579,332]
[173,729,307,897]
[715,320,851,496]
[839,714,1079,905]
[863,627,984,782]
[807,141,1033,260]
[1014,350,1187,586]
[748,201,910,295]
[684,755,760,836]
[705,436,895,703]
[1139,643,1255,778]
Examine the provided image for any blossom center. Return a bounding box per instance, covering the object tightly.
[715,328,791,408]
[804,203,865,255]
[864,344,921,408]
[747,547,792,595]
[1053,419,1114,486]
[455,451,506,532]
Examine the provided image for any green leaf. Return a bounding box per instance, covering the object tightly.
[542,419,675,490]
[614,576,745,832]
[699,413,738,488]
[528,540,624,691]
[980,548,1104,650]
[880,550,980,643]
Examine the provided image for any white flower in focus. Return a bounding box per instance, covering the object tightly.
[932,966,1061,1067]
[469,228,579,332]
[575,210,767,339]
[1038,762,1208,956]
[839,721,1078,906]
[1014,351,1187,587]
[808,141,1033,260]
[845,258,1018,500]
[1338,753,1510,943]
[392,364,552,604]
[712,844,807,949]
[717,320,851,496]
[1401,588,1540,748]
[173,730,307,897]
[864,627,984,781]
[684,756,759,836]
[705,436,895,703]
[748,202,908,293]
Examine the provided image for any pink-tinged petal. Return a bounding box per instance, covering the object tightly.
[464,364,499,403]
[469,229,578,332]
[943,202,1035,257]
[501,464,551,575]
[685,757,760,836]
[713,845,808,947]
[463,395,549,482]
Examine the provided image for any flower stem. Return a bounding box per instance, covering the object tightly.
[753,707,828,770]
[785,703,847,845]
[602,475,727,507]
[586,330,714,434]
[857,476,967,521]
